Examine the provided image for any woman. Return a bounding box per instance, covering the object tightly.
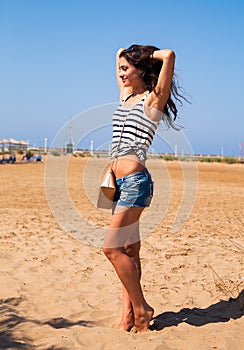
[103,44,184,333]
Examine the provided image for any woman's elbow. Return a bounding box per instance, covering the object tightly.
[165,49,176,61]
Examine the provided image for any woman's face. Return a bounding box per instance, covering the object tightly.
[118,56,142,87]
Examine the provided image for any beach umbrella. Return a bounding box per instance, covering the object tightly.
[19,140,28,145]
[19,140,28,151]
[7,138,19,144]
[0,139,9,153]
[0,139,9,143]
[7,138,19,153]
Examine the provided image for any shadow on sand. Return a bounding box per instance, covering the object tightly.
[0,296,93,349]
[1,290,244,346]
[151,289,244,331]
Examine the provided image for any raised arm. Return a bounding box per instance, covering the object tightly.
[146,49,176,117]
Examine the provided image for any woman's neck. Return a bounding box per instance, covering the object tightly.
[131,89,148,97]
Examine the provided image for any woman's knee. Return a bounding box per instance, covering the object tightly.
[103,247,121,261]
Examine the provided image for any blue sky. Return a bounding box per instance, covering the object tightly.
[1,0,244,156]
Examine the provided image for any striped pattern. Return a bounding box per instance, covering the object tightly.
[111,95,158,160]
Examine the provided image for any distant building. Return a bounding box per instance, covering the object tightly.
[65,142,75,154]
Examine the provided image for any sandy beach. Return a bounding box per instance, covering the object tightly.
[0,156,243,350]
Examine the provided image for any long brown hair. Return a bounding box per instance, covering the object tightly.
[119,44,188,126]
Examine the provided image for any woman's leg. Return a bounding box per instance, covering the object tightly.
[103,206,154,332]
[119,241,141,331]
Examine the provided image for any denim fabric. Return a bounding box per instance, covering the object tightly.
[114,168,153,207]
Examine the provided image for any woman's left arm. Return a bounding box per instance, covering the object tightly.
[146,49,175,117]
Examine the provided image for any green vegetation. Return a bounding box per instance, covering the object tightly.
[26,150,34,159]
[198,156,240,164]
[198,156,222,163]
[159,154,242,164]
[51,150,61,156]
[223,157,239,164]
[160,155,177,161]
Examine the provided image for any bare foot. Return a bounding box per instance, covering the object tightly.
[134,305,154,333]
[118,310,134,331]
[118,319,134,332]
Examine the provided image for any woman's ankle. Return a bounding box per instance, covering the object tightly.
[133,305,154,332]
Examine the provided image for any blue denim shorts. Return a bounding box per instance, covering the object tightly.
[114,168,154,207]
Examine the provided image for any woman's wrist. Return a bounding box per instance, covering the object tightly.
[117,48,125,56]
[150,50,157,60]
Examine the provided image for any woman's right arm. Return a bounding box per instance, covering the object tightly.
[145,49,175,120]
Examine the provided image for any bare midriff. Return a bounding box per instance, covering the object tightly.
[111,153,145,179]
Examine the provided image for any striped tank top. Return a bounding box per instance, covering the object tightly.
[111,93,159,160]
